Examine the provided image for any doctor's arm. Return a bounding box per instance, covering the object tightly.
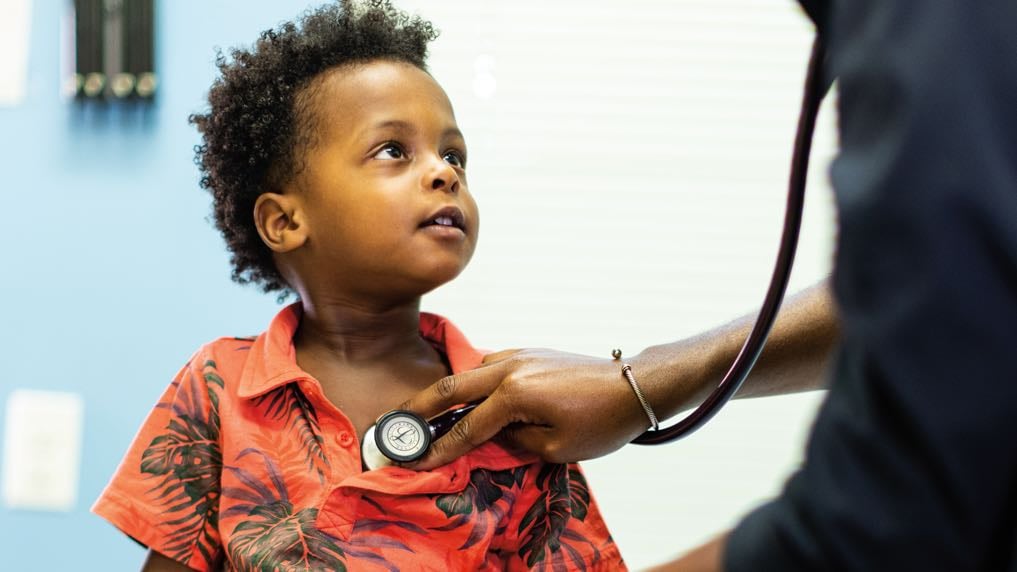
[400,278,838,470]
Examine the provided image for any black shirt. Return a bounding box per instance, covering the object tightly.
[725,1,1017,570]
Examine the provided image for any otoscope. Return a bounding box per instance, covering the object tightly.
[362,36,829,469]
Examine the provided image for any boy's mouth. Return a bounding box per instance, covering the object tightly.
[420,206,466,232]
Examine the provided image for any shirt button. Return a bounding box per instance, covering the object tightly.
[338,431,354,447]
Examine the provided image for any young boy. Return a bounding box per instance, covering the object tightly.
[93,1,625,570]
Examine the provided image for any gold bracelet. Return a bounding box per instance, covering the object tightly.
[611,349,659,431]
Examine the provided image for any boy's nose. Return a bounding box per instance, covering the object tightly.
[426,159,459,193]
[431,176,458,192]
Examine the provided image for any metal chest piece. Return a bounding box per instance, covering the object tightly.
[373,410,433,463]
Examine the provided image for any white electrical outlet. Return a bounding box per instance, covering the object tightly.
[1,389,85,511]
[0,0,31,106]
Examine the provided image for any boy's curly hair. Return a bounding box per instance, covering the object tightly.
[189,0,438,294]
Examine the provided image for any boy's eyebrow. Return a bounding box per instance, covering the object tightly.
[361,119,465,141]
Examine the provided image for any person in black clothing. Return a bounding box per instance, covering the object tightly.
[401,1,1017,569]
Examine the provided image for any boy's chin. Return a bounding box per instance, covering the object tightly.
[424,254,472,280]
[419,265,467,291]
[402,263,469,296]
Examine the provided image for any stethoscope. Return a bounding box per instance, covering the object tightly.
[363,36,830,470]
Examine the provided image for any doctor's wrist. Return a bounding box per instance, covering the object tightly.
[628,339,715,423]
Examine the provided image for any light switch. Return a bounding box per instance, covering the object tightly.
[1,389,85,511]
[0,0,31,106]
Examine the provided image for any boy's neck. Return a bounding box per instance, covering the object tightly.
[293,296,431,364]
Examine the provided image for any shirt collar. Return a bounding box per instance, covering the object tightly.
[237,302,484,399]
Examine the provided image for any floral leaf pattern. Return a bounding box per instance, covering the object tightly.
[436,468,508,517]
[139,360,224,569]
[225,450,345,572]
[229,502,346,572]
[431,467,524,550]
[518,464,595,569]
[254,383,330,482]
[224,448,407,572]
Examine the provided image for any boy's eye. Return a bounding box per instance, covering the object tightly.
[443,150,466,168]
[374,143,406,160]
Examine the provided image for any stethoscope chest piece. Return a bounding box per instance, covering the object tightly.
[362,410,434,470]
[375,410,432,461]
[362,403,479,471]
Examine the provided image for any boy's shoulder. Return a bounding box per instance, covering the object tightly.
[185,333,262,383]
[204,333,260,351]
[198,332,260,357]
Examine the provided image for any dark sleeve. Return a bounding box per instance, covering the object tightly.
[726,2,1017,570]
[795,0,828,33]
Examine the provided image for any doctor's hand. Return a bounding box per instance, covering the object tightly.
[399,280,837,470]
[397,348,671,470]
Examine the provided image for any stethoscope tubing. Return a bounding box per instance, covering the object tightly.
[632,36,829,445]
[375,36,829,464]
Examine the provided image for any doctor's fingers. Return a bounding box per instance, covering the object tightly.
[422,374,589,467]
[404,392,522,470]
[398,358,517,420]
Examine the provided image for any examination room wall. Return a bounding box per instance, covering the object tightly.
[0,1,837,570]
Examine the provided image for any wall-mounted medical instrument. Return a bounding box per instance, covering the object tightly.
[71,0,156,101]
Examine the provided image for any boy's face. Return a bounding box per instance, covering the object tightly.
[285,60,478,301]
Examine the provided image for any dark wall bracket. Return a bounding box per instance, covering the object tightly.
[73,0,156,102]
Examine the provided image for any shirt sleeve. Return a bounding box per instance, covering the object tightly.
[498,462,626,571]
[726,1,1017,570]
[92,347,225,571]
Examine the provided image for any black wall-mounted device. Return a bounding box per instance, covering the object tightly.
[72,0,155,101]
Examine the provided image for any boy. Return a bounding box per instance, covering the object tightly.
[92,1,625,570]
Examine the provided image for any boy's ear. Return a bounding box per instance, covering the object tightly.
[254,193,308,253]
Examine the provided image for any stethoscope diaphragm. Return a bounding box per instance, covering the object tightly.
[361,403,479,470]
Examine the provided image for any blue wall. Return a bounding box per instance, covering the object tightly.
[0,2,323,569]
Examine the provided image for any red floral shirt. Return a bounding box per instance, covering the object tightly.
[93,304,626,571]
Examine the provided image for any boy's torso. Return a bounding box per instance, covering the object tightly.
[95,304,625,571]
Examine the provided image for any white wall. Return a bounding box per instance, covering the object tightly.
[410,1,838,567]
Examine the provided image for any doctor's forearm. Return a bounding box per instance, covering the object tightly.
[630,279,838,421]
